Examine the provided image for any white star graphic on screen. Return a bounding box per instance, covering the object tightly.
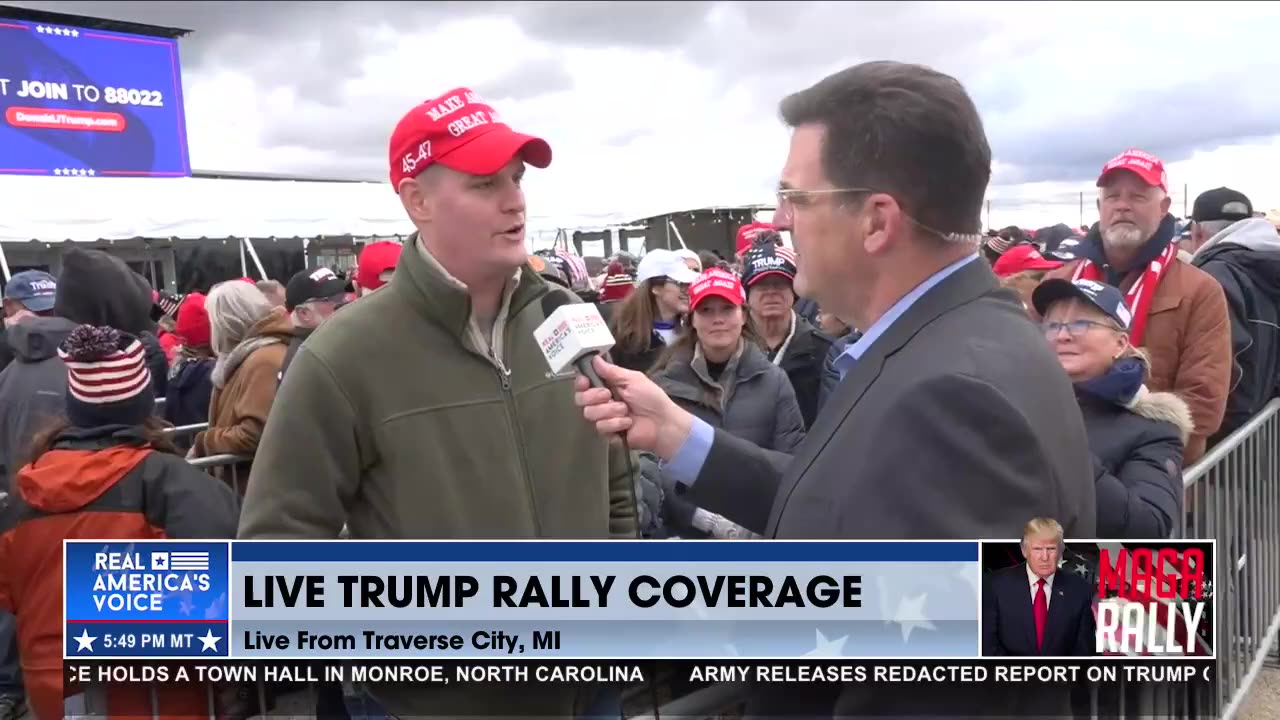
[804,629,848,658]
[71,29,79,37]
[87,169,95,176]
[35,25,46,33]
[53,169,62,176]
[954,562,981,600]
[1074,563,1089,576]
[74,628,96,651]
[892,592,936,643]
[198,629,221,652]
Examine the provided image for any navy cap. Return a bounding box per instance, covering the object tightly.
[4,270,58,312]
[1032,278,1132,330]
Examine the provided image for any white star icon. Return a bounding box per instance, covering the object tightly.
[804,629,848,658]
[954,562,981,601]
[87,169,95,176]
[892,592,937,643]
[53,169,63,176]
[78,169,87,176]
[71,29,79,37]
[1074,563,1089,576]
[74,628,97,652]
[198,629,221,652]
[36,25,46,33]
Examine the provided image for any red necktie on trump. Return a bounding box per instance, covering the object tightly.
[1034,578,1048,651]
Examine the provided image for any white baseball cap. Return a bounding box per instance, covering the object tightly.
[636,249,700,285]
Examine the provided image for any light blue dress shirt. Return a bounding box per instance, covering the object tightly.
[663,252,979,487]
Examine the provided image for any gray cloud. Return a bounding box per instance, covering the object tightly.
[13,0,1280,189]
[507,1,717,48]
[603,128,652,147]
[481,57,575,101]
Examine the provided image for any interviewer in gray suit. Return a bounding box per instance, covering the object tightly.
[578,61,1096,717]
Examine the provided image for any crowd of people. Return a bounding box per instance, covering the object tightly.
[0,60,1276,719]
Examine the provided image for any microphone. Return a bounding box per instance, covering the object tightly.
[535,292,616,389]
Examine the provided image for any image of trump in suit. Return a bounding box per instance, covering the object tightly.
[983,517,1095,656]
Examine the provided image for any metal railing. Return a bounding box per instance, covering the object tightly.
[1183,398,1280,719]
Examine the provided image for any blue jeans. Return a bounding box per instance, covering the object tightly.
[0,611,21,697]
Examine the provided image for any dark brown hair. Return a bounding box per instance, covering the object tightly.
[23,415,181,469]
[650,306,761,375]
[778,61,992,236]
[611,278,664,356]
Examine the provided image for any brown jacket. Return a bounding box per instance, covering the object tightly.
[193,307,291,472]
[1044,254,1231,464]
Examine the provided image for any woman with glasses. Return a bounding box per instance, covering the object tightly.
[607,249,700,373]
[1032,278,1191,538]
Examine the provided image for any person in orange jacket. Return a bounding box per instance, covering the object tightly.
[0,325,239,719]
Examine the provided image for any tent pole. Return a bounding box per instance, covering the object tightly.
[239,238,248,276]
[0,243,10,282]
[243,237,268,281]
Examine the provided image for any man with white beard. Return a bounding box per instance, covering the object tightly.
[1041,149,1231,463]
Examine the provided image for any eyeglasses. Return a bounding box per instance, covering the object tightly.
[775,187,874,210]
[1041,319,1121,338]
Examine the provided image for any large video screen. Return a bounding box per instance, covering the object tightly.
[0,15,190,178]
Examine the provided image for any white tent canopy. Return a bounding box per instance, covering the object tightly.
[0,174,415,243]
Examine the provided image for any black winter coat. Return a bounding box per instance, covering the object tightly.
[648,340,805,538]
[766,314,833,429]
[1081,388,1193,539]
[1190,219,1280,443]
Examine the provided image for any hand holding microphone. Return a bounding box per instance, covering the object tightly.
[534,293,692,458]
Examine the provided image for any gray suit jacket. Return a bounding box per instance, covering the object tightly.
[687,257,1095,717]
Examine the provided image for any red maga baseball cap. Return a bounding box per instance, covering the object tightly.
[689,268,746,309]
[735,222,777,256]
[991,244,1063,278]
[356,241,403,291]
[1097,149,1168,193]
[388,87,552,191]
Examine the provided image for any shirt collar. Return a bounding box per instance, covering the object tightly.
[835,253,978,378]
[1027,563,1055,589]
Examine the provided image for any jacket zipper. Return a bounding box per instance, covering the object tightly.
[485,341,544,537]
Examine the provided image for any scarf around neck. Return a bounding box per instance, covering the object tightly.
[1075,356,1145,408]
[1072,217,1177,346]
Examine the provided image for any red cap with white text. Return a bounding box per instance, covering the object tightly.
[1096,149,1168,193]
[689,268,746,309]
[388,87,552,191]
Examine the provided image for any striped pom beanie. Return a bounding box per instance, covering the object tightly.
[58,325,155,428]
[598,261,635,302]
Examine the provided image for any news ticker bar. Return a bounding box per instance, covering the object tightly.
[65,659,1215,688]
[64,539,1214,661]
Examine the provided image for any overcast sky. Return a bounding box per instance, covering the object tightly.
[14,0,1280,237]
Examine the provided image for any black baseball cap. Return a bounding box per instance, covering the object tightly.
[285,268,347,311]
[1032,278,1132,330]
[1191,187,1253,223]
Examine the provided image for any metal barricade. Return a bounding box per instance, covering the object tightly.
[187,453,253,497]
[1182,398,1280,719]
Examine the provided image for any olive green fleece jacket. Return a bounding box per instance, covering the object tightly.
[237,236,638,716]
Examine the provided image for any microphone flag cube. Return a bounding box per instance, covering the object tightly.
[534,303,616,375]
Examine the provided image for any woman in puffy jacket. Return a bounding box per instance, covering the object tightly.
[0,325,239,720]
[643,269,805,539]
[1033,279,1192,538]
